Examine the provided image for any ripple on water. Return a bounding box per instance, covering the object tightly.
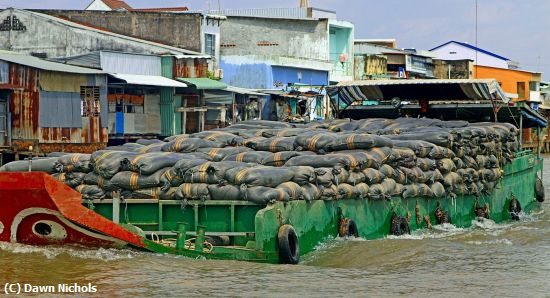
[0,242,138,261]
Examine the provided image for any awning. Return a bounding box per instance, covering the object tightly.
[520,103,548,127]
[260,90,286,96]
[174,54,211,59]
[328,79,510,107]
[341,102,547,128]
[177,77,228,90]
[109,73,188,88]
[226,86,267,96]
[204,90,233,105]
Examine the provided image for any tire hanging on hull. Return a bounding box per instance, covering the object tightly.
[390,213,410,236]
[509,196,522,221]
[278,225,300,264]
[339,218,359,238]
[535,176,545,203]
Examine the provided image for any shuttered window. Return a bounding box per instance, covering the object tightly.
[80,86,100,117]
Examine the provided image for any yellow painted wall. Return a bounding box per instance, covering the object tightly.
[474,66,538,101]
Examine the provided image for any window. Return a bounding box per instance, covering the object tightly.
[529,81,539,91]
[80,86,100,117]
[107,87,146,114]
[205,34,215,57]
[517,82,526,99]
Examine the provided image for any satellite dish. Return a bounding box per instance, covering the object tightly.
[391,97,402,108]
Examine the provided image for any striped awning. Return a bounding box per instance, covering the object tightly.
[327,79,510,107]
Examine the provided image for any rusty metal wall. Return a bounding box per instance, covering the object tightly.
[9,64,39,141]
[7,63,107,152]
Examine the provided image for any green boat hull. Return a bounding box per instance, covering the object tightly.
[87,151,544,264]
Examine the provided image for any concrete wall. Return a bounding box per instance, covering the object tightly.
[38,10,203,53]
[328,20,354,82]
[0,9,191,58]
[220,16,329,61]
[430,43,509,69]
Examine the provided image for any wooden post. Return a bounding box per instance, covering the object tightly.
[232,93,236,124]
[519,112,523,146]
[182,98,187,134]
[220,107,226,127]
[537,126,541,157]
[112,191,120,224]
[199,111,205,132]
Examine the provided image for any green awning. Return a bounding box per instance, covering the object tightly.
[177,77,228,90]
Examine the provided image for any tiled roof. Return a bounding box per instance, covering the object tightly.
[102,0,133,11]
[132,7,189,12]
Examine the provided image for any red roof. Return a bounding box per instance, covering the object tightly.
[93,0,188,12]
[102,0,133,11]
[132,7,189,12]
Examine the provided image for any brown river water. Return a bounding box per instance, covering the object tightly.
[1,159,550,297]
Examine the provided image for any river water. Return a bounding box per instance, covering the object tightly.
[1,160,549,297]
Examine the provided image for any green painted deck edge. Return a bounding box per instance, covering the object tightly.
[90,153,544,264]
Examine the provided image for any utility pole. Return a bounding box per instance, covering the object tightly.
[474,0,478,78]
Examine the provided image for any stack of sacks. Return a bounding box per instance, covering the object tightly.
[0,118,518,204]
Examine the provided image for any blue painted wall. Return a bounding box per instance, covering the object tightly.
[220,59,329,120]
[220,60,272,89]
[271,66,329,87]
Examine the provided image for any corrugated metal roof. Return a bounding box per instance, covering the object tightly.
[329,79,510,107]
[109,73,188,87]
[49,52,102,69]
[13,9,202,56]
[226,86,267,96]
[0,51,104,74]
[174,54,211,59]
[335,79,499,87]
[177,78,227,90]
[194,8,309,19]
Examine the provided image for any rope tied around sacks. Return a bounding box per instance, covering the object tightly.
[207,148,221,159]
[274,152,284,167]
[3,118,522,204]
[236,152,246,162]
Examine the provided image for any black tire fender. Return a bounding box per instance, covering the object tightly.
[535,177,545,203]
[278,224,300,264]
[390,213,410,236]
[339,218,359,238]
[509,197,522,221]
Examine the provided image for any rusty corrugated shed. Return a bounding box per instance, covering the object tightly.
[5,61,108,153]
[9,63,39,140]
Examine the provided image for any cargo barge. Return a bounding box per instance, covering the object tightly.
[0,80,547,264]
[0,145,545,264]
